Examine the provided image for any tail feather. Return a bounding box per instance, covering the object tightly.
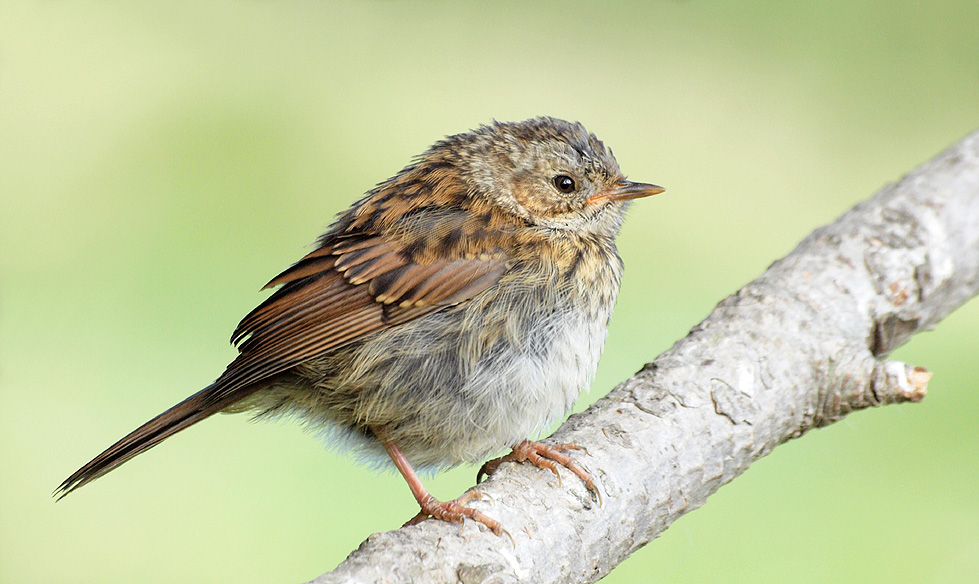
[55,382,260,499]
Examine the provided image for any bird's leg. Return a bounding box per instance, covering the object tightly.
[376,428,504,536]
[478,440,601,503]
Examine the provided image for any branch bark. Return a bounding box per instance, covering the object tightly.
[311,130,979,584]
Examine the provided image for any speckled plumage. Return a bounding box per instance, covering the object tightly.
[240,227,622,469]
[57,117,662,533]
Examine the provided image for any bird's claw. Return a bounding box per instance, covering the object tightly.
[477,440,601,504]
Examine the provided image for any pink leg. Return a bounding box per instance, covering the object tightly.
[377,428,505,536]
[478,440,601,503]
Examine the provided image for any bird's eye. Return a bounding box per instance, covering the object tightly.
[553,175,576,194]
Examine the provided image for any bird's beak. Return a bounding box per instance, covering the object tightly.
[586,180,665,204]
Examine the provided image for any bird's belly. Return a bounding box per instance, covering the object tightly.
[249,299,613,469]
[441,311,609,465]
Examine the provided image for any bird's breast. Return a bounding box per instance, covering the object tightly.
[445,250,620,461]
[283,237,625,468]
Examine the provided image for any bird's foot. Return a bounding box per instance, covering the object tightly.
[404,489,508,539]
[478,440,601,503]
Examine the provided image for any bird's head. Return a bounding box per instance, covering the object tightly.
[449,117,663,238]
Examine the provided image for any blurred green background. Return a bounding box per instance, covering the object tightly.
[2,2,977,583]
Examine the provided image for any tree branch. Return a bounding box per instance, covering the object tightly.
[311,130,979,584]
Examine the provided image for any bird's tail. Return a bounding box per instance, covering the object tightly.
[55,382,260,499]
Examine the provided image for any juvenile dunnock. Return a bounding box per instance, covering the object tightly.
[57,117,663,535]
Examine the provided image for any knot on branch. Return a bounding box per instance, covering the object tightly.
[870,361,931,404]
[815,358,930,428]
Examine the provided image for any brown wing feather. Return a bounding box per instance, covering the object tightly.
[219,235,506,393]
[57,158,513,498]
[56,241,506,498]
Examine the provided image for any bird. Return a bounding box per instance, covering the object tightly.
[56,117,663,535]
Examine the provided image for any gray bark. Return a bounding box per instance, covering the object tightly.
[311,130,979,584]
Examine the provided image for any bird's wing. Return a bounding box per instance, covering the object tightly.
[219,233,508,395]
[54,231,507,498]
[55,158,515,498]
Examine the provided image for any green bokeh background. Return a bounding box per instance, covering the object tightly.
[2,2,977,583]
